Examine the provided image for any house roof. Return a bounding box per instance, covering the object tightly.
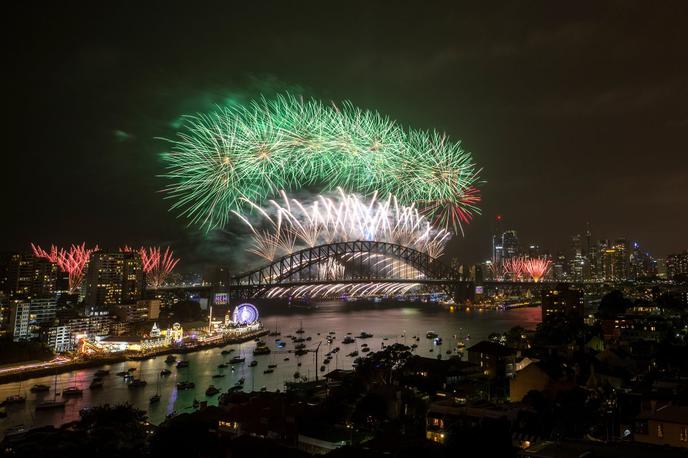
[637,405,688,423]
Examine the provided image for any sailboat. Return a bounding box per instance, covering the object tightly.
[149,375,161,404]
[3,381,26,405]
[36,374,65,410]
[268,318,280,337]
[295,320,305,334]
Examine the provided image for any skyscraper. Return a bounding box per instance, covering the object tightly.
[84,251,144,314]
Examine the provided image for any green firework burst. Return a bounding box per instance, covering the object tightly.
[161,93,483,233]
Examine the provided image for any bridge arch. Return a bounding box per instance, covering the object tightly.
[230,240,461,295]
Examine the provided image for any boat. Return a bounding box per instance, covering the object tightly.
[229,356,245,364]
[62,386,83,396]
[205,385,220,396]
[293,372,300,378]
[165,355,176,364]
[176,360,189,368]
[30,384,50,393]
[89,380,103,390]
[127,367,137,373]
[268,364,277,369]
[347,351,359,357]
[160,369,172,376]
[149,394,161,404]
[294,349,308,356]
[115,371,128,377]
[260,387,267,392]
[283,357,290,361]
[128,379,147,388]
[293,337,305,343]
[176,381,195,390]
[253,344,271,355]
[263,369,274,374]
[212,374,226,379]
[217,363,228,369]
[357,331,373,338]
[237,377,245,385]
[320,365,326,372]
[228,385,242,392]
[328,331,336,335]
[446,349,452,354]
[295,321,305,334]
[305,336,312,341]
[426,331,438,339]
[456,341,466,349]
[434,337,443,345]
[221,349,234,355]
[36,400,66,410]
[361,347,370,352]
[297,362,302,367]
[276,341,286,348]
[342,336,355,344]
[94,369,110,377]
[3,394,26,405]
[249,361,258,367]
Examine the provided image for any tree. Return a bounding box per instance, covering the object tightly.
[597,290,631,318]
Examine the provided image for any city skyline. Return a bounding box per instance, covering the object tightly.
[3,2,688,268]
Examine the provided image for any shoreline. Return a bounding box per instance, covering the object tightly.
[0,328,269,385]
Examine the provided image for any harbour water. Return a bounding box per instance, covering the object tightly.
[0,301,541,436]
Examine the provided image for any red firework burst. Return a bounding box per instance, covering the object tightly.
[120,245,179,287]
[31,242,98,292]
[523,257,552,282]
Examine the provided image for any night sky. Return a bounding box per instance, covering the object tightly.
[5,2,688,271]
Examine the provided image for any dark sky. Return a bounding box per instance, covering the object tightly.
[4,1,688,271]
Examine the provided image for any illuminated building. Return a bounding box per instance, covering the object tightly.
[84,251,144,313]
[9,297,57,341]
[635,405,688,448]
[116,299,161,322]
[46,315,112,352]
[541,284,583,326]
[502,230,519,258]
[466,340,518,379]
[667,250,688,281]
[0,252,63,298]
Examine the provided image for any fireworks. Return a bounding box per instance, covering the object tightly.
[121,246,180,288]
[161,93,482,233]
[502,257,526,280]
[236,189,451,263]
[523,257,552,282]
[31,243,98,292]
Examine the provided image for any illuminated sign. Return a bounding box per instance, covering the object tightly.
[214,293,228,305]
[475,286,484,294]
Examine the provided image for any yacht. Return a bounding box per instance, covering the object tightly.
[212,373,226,379]
[176,360,189,368]
[263,369,274,374]
[342,336,355,344]
[165,355,177,364]
[426,331,439,339]
[160,369,172,376]
[357,331,373,339]
[176,381,195,390]
[35,400,66,410]
[217,363,228,369]
[205,385,220,396]
[128,379,147,388]
[3,394,26,405]
[229,356,246,364]
[253,342,271,355]
[30,384,50,393]
[249,360,258,367]
[62,386,83,396]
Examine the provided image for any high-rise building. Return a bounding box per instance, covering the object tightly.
[667,251,688,281]
[9,297,57,341]
[84,251,144,313]
[492,215,504,266]
[0,252,63,299]
[502,230,519,258]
